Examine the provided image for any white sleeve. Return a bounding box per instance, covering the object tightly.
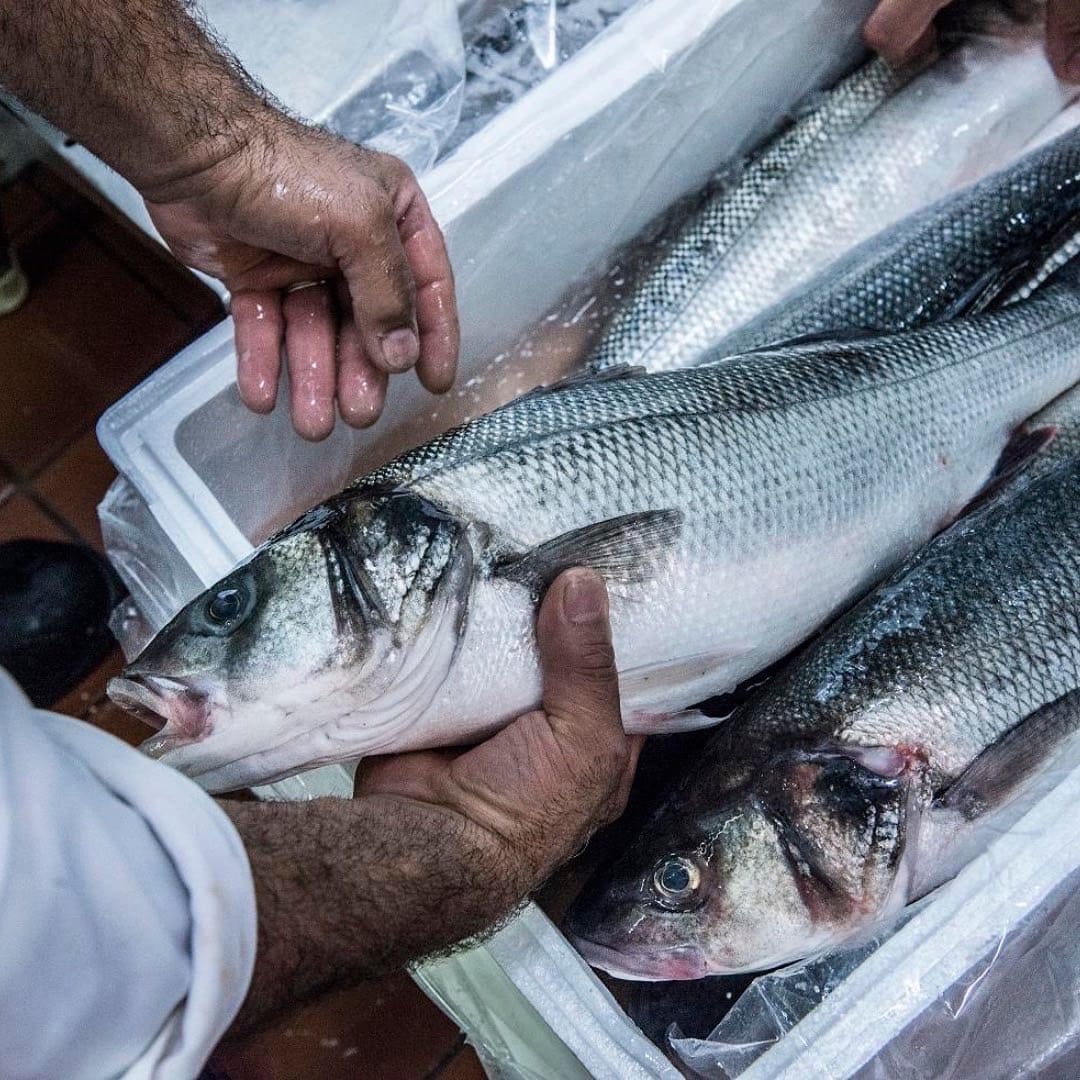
[0,670,256,1080]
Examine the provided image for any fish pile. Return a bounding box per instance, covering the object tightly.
[109,1,1080,980]
[587,18,1077,373]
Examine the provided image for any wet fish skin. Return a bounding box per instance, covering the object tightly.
[567,388,1080,981]
[110,272,1080,793]
[589,33,1074,374]
[715,127,1080,357]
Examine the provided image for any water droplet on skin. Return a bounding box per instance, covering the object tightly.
[273,181,289,199]
[254,303,266,321]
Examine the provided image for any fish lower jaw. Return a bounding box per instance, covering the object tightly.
[570,937,712,982]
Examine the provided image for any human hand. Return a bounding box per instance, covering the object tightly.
[355,567,644,904]
[864,0,1080,81]
[143,112,459,441]
[222,568,642,1036]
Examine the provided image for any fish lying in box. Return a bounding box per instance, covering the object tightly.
[567,382,1080,979]
[110,258,1080,792]
[588,2,1077,374]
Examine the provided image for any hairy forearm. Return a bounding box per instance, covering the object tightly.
[0,0,274,192]
[220,796,524,1038]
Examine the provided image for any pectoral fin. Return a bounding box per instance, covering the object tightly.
[934,688,1080,820]
[496,510,683,594]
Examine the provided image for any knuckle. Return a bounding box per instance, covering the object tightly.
[573,641,617,678]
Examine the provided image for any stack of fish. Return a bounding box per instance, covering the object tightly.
[110,4,1080,980]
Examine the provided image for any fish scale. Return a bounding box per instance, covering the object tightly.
[717,126,1080,357]
[567,391,1080,981]
[588,33,1075,374]
[113,258,1080,792]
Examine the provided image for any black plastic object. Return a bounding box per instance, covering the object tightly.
[0,539,123,707]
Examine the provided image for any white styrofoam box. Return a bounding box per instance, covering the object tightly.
[99,0,877,606]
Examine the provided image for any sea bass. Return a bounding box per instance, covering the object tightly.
[110,273,1080,793]
[566,389,1080,981]
[587,29,1075,375]
[714,126,1080,357]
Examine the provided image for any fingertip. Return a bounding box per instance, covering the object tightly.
[559,568,609,627]
[236,352,279,414]
[418,352,457,396]
[291,399,336,442]
[376,327,420,374]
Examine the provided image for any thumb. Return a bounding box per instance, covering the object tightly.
[1047,0,1080,83]
[537,569,623,741]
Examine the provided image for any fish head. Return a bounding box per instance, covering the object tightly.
[108,488,475,791]
[567,743,915,979]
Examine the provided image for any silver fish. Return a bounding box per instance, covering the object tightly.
[588,31,1074,374]
[566,386,1080,981]
[110,272,1080,792]
[715,127,1080,357]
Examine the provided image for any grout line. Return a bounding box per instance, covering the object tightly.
[424,1034,468,1080]
[16,485,89,548]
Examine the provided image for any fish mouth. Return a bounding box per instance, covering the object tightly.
[570,937,711,982]
[107,674,212,759]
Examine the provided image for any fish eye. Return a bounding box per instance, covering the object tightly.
[208,589,242,623]
[650,855,704,911]
[193,575,256,637]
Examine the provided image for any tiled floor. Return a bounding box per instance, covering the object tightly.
[0,157,483,1079]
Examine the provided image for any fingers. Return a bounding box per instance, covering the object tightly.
[336,315,388,428]
[863,0,948,67]
[1048,0,1080,83]
[335,178,420,380]
[283,283,338,441]
[537,569,623,746]
[397,183,460,394]
[232,290,284,414]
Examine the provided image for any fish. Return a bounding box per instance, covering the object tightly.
[587,23,1075,375]
[109,269,1080,793]
[713,126,1080,357]
[565,387,1080,982]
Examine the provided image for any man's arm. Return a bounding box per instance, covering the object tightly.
[222,568,640,1037]
[0,0,460,438]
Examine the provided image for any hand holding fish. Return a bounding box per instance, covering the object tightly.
[865,0,1080,79]
[219,569,641,1036]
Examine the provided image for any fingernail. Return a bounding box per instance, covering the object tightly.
[562,569,607,625]
[378,328,419,372]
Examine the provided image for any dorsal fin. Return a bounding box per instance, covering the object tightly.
[504,364,648,410]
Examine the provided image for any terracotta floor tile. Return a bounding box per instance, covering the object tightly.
[0,226,192,475]
[0,492,71,542]
[34,429,118,551]
[212,972,462,1080]
[86,217,225,332]
[437,1046,486,1079]
[1,175,53,241]
[53,645,125,719]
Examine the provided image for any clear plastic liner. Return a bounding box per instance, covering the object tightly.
[443,0,642,158]
[197,0,465,172]
[98,476,206,658]
[195,0,638,174]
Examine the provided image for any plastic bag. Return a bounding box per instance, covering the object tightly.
[197,0,465,172]
[443,0,641,157]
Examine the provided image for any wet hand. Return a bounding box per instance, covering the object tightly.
[143,113,459,441]
[864,0,1080,81]
[355,568,644,903]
